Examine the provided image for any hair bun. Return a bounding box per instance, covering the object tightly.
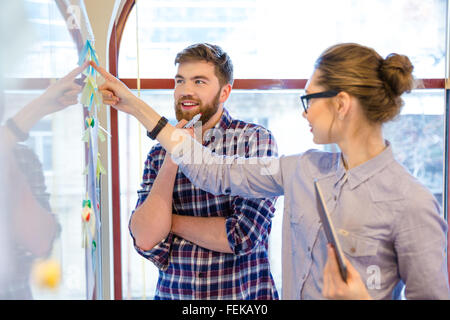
[379,53,414,96]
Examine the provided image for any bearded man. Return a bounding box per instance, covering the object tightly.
[129,43,279,300]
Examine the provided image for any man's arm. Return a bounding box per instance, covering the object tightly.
[171,196,276,255]
[129,155,178,251]
[91,61,284,199]
[171,215,233,253]
[171,127,278,255]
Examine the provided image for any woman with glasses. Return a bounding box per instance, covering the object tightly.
[92,42,449,299]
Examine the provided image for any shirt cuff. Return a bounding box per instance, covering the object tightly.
[133,236,173,271]
[170,133,194,166]
[129,223,173,271]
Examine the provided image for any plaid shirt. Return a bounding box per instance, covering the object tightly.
[130,108,279,300]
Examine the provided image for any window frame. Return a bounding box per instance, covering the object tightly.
[108,0,450,300]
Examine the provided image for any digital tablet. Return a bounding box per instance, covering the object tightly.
[314,179,347,282]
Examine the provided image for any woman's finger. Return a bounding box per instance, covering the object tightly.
[62,61,89,81]
[325,244,347,297]
[323,258,331,298]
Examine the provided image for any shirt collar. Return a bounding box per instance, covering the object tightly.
[203,107,233,144]
[336,140,395,190]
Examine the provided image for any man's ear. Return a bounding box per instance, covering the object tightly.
[336,91,351,120]
[219,83,232,103]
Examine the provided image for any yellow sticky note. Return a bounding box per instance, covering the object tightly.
[31,259,62,289]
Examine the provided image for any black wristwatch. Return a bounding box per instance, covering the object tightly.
[147,116,169,140]
[6,118,29,141]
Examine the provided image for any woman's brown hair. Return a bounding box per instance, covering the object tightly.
[314,43,414,123]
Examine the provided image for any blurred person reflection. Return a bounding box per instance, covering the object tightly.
[0,63,87,299]
[0,0,88,299]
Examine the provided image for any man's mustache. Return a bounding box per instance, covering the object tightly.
[176,96,201,106]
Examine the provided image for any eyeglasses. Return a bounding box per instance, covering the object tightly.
[300,90,339,113]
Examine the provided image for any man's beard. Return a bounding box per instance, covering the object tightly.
[175,90,221,124]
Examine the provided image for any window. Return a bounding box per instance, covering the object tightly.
[2,0,88,299]
[119,0,446,79]
[114,0,448,299]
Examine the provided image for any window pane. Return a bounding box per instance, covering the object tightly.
[5,0,78,78]
[1,0,87,299]
[119,0,447,79]
[119,88,444,298]
[383,90,445,203]
[118,0,447,300]
[3,90,86,299]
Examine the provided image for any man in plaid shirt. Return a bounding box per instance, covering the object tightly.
[129,43,278,299]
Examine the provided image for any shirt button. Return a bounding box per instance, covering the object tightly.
[307,246,311,252]
[350,247,356,254]
[334,195,337,201]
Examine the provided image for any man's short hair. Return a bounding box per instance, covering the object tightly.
[175,43,234,87]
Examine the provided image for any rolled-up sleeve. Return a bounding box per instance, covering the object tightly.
[226,197,275,255]
[395,192,449,299]
[130,231,174,271]
[222,126,278,255]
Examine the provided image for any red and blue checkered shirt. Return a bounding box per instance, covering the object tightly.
[129,108,279,300]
